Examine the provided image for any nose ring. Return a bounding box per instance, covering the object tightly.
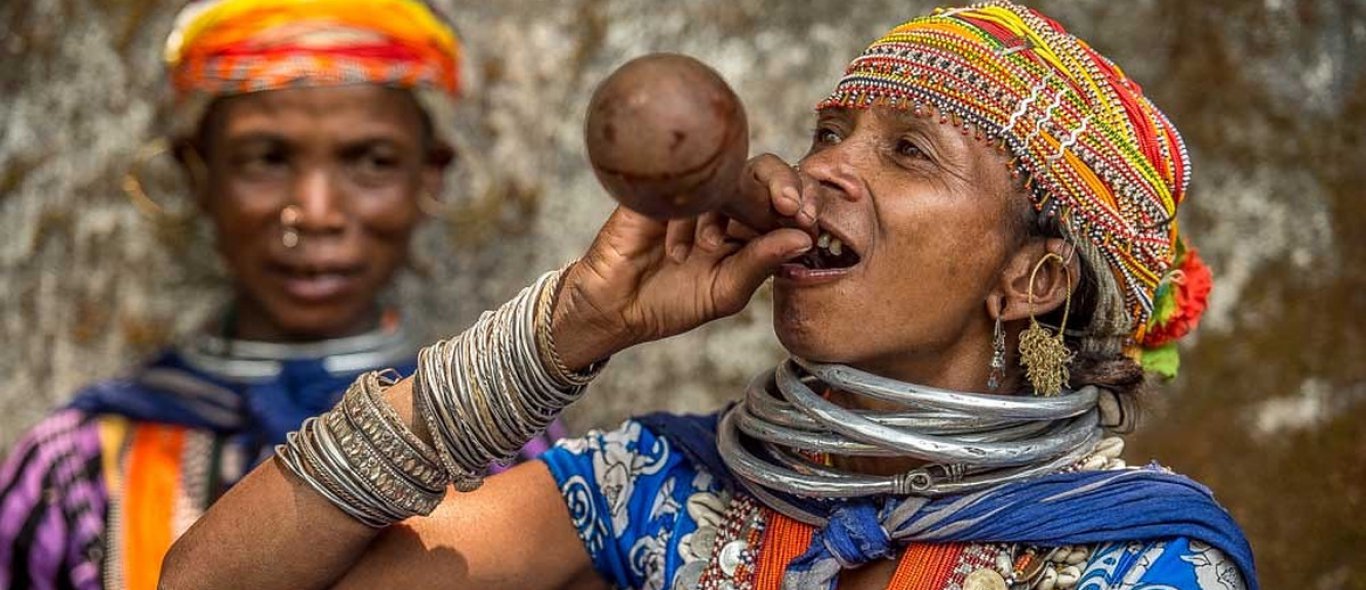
[280,205,301,249]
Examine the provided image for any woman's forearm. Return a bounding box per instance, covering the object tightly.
[161,375,601,590]
[161,270,603,588]
[160,378,431,590]
[159,446,380,589]
[161,181,812,585]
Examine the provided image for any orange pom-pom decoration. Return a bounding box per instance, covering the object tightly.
[1142,248,1212,348]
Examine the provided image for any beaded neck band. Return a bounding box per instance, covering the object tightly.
[817,0,1193,349]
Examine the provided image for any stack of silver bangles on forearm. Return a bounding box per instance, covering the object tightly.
[719,357,1111,515]
[275,269,601,527]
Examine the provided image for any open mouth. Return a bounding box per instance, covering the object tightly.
[793,229,862,270]
[273,262,365,279]
[270,262,365,300]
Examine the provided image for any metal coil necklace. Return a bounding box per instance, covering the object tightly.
[718,357,1103,511]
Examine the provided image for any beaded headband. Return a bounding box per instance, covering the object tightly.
[818,1,1208,368]
[162,0,462,139]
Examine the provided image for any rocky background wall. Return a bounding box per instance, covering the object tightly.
[2,0,1362,587]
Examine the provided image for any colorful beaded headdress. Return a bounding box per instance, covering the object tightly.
[163,0,462,138]
[818,0,1210,374]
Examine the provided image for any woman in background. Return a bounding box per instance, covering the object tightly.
[0,2,561,588]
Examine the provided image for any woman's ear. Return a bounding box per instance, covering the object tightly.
[993,238,1080,323]
[422,142,456,197]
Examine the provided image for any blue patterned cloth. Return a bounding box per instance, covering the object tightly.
[68,349,416,456]
[540,417,1250,590]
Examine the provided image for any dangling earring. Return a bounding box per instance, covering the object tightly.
[280,205,301,249]
[987,314,1006,391]
[122,138,203,224]
[418,188,461,220]
[409,189,447,277]
[1018,252,1073,396]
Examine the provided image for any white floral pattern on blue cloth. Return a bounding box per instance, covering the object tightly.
[1080,538,1247,589]
[539,418,1247,590]
[542,420,719,590]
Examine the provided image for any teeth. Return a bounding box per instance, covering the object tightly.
[817,232,831,249]
[829,238,843,257]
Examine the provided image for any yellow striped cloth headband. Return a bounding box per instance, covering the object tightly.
[164,0,461,103]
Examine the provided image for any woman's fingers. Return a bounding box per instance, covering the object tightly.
[695,211,729,251]
[795,167,821,228]
[664,216,699,262]
[711,227,812,316]
[726,218,760,241]
[748,154,819,233]
[593,207,669,261]
[750,155,803,218]
[570,196,813,352]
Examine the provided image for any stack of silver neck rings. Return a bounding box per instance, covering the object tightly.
[718,357,1106,521]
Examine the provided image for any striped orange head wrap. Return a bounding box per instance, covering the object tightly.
[163,0,461,138]
[819,0,1209,371]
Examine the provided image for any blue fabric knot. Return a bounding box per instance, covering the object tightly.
[822,502,893,567]
[781,501,894,590]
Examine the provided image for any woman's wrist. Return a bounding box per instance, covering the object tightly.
[549,261,634,372]
[279,268,612,529]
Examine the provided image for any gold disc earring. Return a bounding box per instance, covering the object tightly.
[1018,252,1073,396]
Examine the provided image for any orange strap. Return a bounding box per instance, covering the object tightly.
[754,508,965,590]
[121,424,187,590]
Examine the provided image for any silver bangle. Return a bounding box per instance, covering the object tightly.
[536,267,600,388]
[414,343,484,492]
[278,418,391,527]
[412,268,605,493]
[277,422,386,527]
[276,373,448,528]
[341,373,445,494]
[323,411,442,517]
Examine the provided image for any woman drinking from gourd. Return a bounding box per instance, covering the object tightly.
[162,3,1252,589]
